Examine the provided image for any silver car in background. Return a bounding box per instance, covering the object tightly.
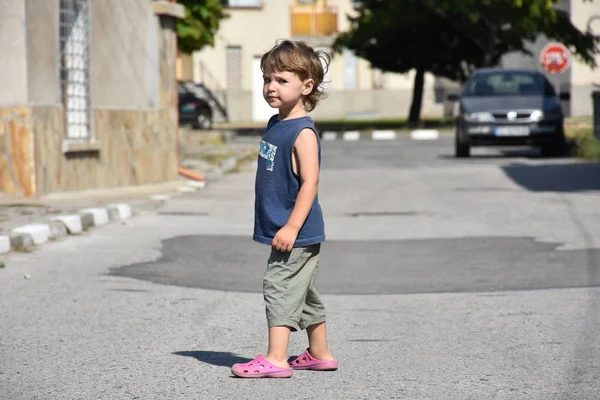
[450,68,569,158]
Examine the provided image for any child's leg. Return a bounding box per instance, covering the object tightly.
[306,321,334,361]
[299,251,335,361]
[266,326,291,367]
[263,245,320,368]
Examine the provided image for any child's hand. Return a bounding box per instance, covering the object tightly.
[272,225,299,252]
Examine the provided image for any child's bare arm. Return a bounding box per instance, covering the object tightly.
[272,128,320,251]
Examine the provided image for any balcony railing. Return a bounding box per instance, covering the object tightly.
[291,5,338,36]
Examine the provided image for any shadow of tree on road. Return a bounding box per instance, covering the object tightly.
[173,351,251,367]
[502,162,600,192]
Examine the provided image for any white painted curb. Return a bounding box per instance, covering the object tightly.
[372,130,397,140]
[151,194,170,201]
[322,132,337,141]
[51,215,83,234]
[107,204,132,220]
[411,129,439,140]
[12,224,51,245]
[187,181,206,188]
[79,208,109,226]
[343,131,360,141]
[0,235,10,254]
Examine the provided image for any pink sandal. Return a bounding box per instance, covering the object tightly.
[288,349,339,371]
[231,355,293,378]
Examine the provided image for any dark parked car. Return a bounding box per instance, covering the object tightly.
[178,81,213,129]
[450,68,569,157]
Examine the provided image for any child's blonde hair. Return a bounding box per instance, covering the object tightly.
[261,39,330,111]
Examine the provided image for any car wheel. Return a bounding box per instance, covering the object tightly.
[194,108,212,130]
[455,131,470,158]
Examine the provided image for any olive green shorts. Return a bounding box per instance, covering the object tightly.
[263,244,326,332]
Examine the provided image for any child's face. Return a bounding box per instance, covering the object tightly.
[262,70,314,110]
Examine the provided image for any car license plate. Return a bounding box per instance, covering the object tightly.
[494,126,530,136]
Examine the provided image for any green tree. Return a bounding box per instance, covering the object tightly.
[335,0,599,125]
[177,0,228,54]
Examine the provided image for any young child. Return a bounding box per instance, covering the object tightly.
[231,40,338,378]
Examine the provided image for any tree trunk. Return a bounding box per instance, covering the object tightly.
[483,24,498,67]
[408,67,425,126]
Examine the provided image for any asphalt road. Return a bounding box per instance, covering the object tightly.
[1,136,599,399]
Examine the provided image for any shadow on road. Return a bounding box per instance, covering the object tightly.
[173,351,251,367]
[501,162,600,192]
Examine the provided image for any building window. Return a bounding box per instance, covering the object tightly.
[291,3,338,36]
[59,0,91,140]
[343,49,357,90]
[226,0,262,8]
[226,46,242,90]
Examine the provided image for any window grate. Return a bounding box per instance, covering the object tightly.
[59,0,91,140]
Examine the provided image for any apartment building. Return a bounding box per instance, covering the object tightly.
[180,0,444,122]
[180,0,599,122]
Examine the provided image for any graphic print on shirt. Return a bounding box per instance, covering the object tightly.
[259,140,278,171]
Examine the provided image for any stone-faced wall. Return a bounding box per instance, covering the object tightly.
[33,107,178,195]
[0,108,35,197]
[0,106,178,196]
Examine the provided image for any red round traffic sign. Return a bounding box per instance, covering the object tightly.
[540,42,571,74]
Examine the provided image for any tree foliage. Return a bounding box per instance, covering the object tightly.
[334,0,599,123]
[177,0,228,54]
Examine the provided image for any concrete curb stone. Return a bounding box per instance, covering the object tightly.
[79,208,109,226]
[320,129,446,141]
[0,179,209,255]
[9,233,34,249]
[107,204,132,220]
[48,221,68,240]
[0,141,254,256]
[51,215,83,234]
[80,213,95,230]
[107,207,121,222]
[0,236,10,254]
[12,224,51,245]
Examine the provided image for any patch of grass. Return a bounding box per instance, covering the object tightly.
[12,246,32,253]
[225,166,242,175]
[201,153,236,165]
[0,262,5,269]
[566,127,600,160]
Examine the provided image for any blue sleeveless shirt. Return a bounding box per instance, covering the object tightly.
[253,115,325,247]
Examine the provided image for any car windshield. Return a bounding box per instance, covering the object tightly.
[463,72,556,97]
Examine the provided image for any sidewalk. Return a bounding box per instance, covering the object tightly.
[0,128,259,254]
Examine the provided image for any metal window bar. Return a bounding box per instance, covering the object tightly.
[59,0,91,140]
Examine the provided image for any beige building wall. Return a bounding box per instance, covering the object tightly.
[570,0,600,116]
[0,0,28,107]
[92,0,160,110]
